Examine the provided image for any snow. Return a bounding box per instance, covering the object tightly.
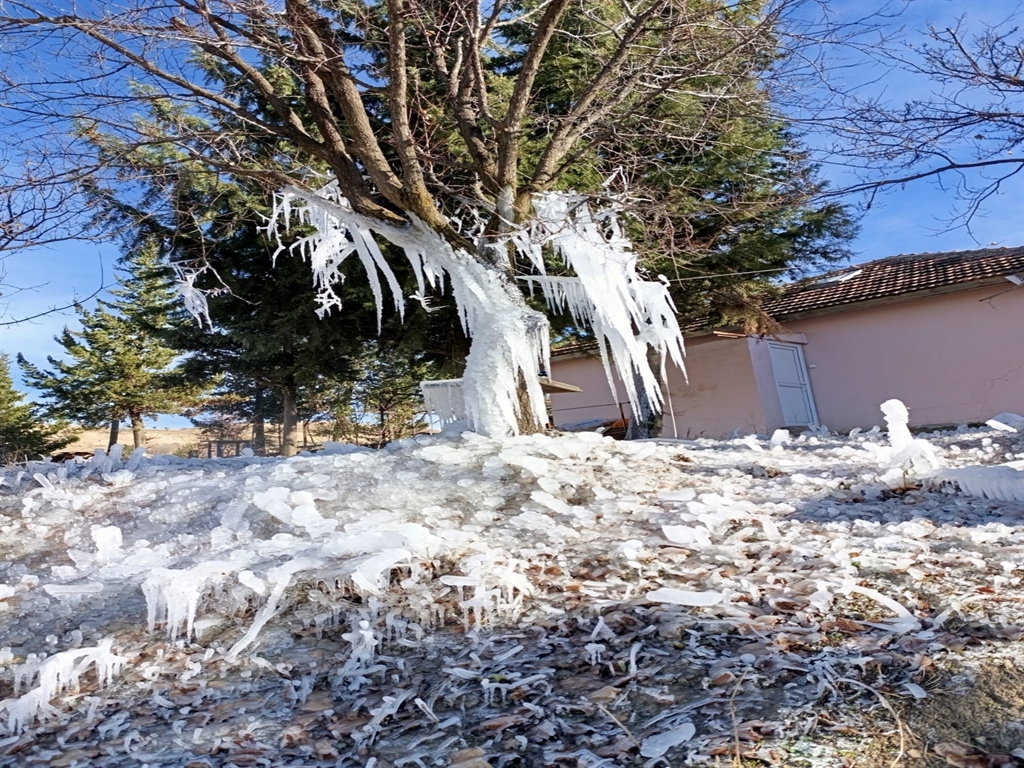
[0,414,1022,764]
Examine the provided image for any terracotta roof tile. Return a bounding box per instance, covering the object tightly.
[764,245,1024,317]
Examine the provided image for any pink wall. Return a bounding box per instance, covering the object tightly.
[789,285,1024,431]
[550,335,768,438]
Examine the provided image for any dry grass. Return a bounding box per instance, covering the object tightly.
[60,427,202,456]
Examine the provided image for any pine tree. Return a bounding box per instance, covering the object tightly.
[351,344,434,445]
[0,354,73,463]
[18,241,206,449]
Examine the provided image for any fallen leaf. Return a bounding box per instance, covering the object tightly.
[480,714,525,731]
[314,741,339,760]
[587,685,620,703]
[594,737,638,757]
[451,753,494,768]
[299,690,334,712]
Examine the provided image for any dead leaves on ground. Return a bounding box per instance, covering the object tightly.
[934,742,1024,768]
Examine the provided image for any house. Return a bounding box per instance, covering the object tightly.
[549,246,1024,437]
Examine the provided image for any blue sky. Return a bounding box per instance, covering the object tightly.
[1,0,1021,426]
[790,0,1024,258]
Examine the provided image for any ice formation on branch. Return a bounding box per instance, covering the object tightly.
[173,264,214,329]
[264,180,686,436]
[523,192,686,416]
[266,182,548,437]
[927,466,1024,501]
[1,639,126,733]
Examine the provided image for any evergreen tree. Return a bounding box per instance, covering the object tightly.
[80,89,463,456]
[0,354,73,463]
[349,343,434,445]
[18,242,205,449]
[166,207,428,456]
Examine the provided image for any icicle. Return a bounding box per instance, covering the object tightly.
[226,557,322,660]
[346,549,412,596]
[0,640,126,734]
[420,379,466,426]
[142,561,237,641]
[524,193,686,417]
[341,619,379,672]
[926,466,1024,501]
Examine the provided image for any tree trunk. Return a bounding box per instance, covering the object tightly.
[107,418,120,450]
[458,270,551,437]
[515,372,547,435]
[625,348,664,440]
[280,386,299,457]
[129,411,146,448]
[252,387,267,455]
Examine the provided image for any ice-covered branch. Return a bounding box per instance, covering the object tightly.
[265,181,686,436]
[266,182,550,437]
[523,193,687,416]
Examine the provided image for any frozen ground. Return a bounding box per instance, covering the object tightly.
[0,421,1022,767]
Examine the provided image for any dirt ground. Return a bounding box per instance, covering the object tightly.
[859,656,1024,768]
[60,427,202,456]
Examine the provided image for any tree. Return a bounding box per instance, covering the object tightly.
[75,76,468,456]
[18,242,205,448]
[0,353,72,462]
[781,10,1023,227]
[0,0,847,436]
[350,343,434,445]
[155,188,450,456]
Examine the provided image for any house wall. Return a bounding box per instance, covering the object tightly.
[551,284,1024,438]
[788,284,1024,431]
[550,334,769,438]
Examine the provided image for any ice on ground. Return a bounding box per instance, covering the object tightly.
[641,722,697,758]
[0,417,1022,764]
[645,588,724,606]
[927,465,1024,501]
[880,397,939,473]
[0,638,126,733]
[881,398,914,451]
[90,525,122,562]
[987,412,1024,432]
